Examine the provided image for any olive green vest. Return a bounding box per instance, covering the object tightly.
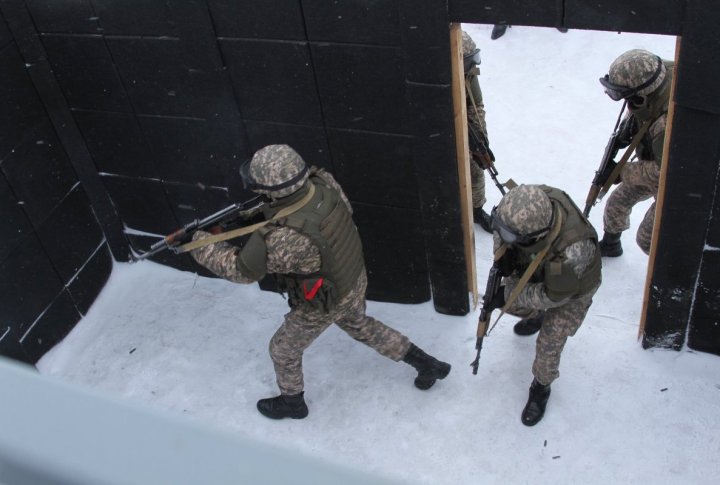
[511,186,601,301]
[245,175,365,311]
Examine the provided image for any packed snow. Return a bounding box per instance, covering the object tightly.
[36,25,719,484]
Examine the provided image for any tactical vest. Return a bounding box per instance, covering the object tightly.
[507,186,601,301]
[245,175,365,312]
[633,61,674,163]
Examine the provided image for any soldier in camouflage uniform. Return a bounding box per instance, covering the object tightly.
[598,49,673,257]
[483,184,601,425]
[462,30,494,232]
[190,144,451,419]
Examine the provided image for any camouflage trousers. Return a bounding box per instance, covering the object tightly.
[508,285,598,386]
[603,160,660,255]
[269,271,411,395]
[470,157,487,209]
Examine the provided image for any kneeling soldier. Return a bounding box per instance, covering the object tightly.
[190,144,451,419]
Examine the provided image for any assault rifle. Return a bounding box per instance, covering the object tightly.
[583,103,628,217]
[470,264,503,375]
[135,196,264,261]
[468,121,506,196]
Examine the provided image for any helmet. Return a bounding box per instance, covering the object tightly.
[600,49,666,101]
[493,185,553,245]
[240,144,309,199]
[461,30,480,72]
[461,31,476,56]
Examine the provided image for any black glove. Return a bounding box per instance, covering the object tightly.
[486,285,506,311]
[617,116,638,148]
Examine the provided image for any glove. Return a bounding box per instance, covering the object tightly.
[617,116,638,148]
[486,285,506,311]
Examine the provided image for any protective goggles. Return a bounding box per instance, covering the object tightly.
[490,206,554,246]
[463,48,481,73]
[599,56,663,101]
[239,159,308,192]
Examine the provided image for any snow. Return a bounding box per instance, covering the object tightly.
[36,25,719,484]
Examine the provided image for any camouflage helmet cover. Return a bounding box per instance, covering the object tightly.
[496,184,553,236]
[461,30,477,57]
[607,49,666,97]
[242,144,309,198]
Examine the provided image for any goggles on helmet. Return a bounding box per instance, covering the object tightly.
[490,206,555,246]
[239,159,308,192]
[599,55,663,101]
[463,48,481,73]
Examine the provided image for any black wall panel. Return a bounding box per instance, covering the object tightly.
[0,12,10,48]
[674,0,720,114]
[36,186,104,284]
[106,37,234,119]
[0,326,31,364]
[163,182,233,227]
[0,46,46,158]
[688,251,720,355]
[207,0,306,40]
[449,0,563,28]
[244,121,333,170]
[67,245,112,315]
[21,289,82,363]
[401,0,452,85]
[311,43,407,133]
[327,130,418,209]
[565,0,685,34]
[74,111,158,178]
[101,176,178,235]
[139,116,246,187]
[302,0,400,45]
[220,39,323,125]
[352,203,430,304]
[42,34,131,112]
[1,120,78,227]
[24,0,99,34]
[0,234,64,335]
[91,0,176,37]
[0,171,33,263]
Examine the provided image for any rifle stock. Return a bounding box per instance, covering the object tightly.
[471,265,503,375]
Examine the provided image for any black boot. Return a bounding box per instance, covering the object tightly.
[402,344,451,390]
[521,379,551,426]
[257,392,308,420]
[513,312,544,336]
[473,206,493,234]
[491,24,508,40]
[599,231,623,257]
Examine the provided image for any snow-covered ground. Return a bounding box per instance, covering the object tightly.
[36,25,719,484]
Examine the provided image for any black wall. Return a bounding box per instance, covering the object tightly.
[1,0,718,364]
[0,3,116,364]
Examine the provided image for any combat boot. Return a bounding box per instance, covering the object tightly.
[402,344,451,390]
[491,24,508,40]
[473,206,493,234]
[521,379,551,426]
[257,392,308,419]
[599,231,623,257]
[513,312,544,336]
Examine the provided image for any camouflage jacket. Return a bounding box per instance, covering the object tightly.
[190,168,351,284]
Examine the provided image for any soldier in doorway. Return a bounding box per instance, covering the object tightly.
[597,49,673,257]
[189,144,451,419]
[483,184,601,425]
[462,30,494,232]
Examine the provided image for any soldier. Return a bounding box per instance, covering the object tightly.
[597,49,673,257]
[483,184,601,425]
[190,144,451,420]
[462,30,494,232]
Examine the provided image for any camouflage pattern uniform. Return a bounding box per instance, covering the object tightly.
[463,30,489,209]
[493,185,601,385]
[191,158,411,396]
[602,50,673,254]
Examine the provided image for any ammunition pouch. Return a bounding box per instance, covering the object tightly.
[279,275,339,313]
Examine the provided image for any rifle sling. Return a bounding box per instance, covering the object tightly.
[489,205,565,332]
[174,182,317,253]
